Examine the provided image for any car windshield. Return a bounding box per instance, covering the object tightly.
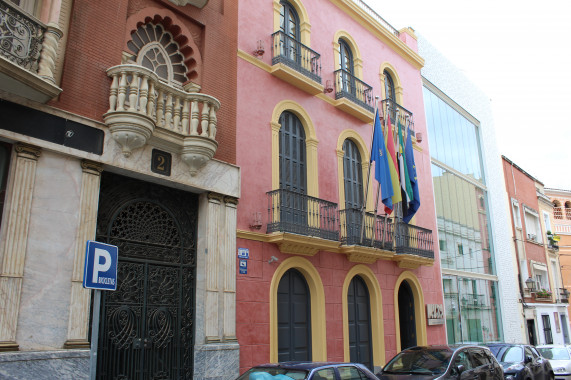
[492,347,523,363]
[383,349,452,375]
[237,368,308,380]
[538,347,571,360]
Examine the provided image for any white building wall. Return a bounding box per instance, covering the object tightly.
[418,35,525,343]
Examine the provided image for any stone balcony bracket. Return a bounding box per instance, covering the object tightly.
[103,64,220,175]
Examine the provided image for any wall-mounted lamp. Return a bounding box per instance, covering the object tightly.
[323,80,333,94]
[253,40,265,57]
[268,255,278,264]
[525,277,536,291]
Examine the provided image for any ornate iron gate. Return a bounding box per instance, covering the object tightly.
[95,173,197,379]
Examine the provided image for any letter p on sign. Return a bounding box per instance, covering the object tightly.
[83,241,118,291]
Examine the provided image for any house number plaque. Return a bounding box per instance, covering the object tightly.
[151,149,172,176]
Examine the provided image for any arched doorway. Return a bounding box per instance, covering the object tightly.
[95,172,197,379]
[398,280,417,350]
[348,275,373,369]
[277,268,311,361]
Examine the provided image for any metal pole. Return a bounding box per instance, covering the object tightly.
[359,96,380,244]
[90,290,101,380]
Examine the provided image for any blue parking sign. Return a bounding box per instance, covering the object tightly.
[83,241,118,291]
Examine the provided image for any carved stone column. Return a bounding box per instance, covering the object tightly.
[64,160,103,349]
[205,192,223,342]
[223,197,238,341]
[0,144,41,351]
[37,23,63,83]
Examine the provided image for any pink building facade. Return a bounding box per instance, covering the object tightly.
[235,0,445,373]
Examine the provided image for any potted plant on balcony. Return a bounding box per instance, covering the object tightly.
[535,288,552,299]
[547,231,560,249]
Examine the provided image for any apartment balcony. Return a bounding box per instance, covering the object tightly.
[103,64,220,175]
[266,189,340,255]
[558,288,570,303]
[380,99,415,136]
[333,69,374,123]
[339,208,394,263]
[393,221,435,268]
[270,31,323,95]
[0,0,62,102]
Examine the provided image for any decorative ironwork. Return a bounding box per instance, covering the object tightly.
[381,99,415,135]
[271,30,322,84]
[267,188,339,241]
[340,208,393,250]
[96,173,197,379]
[350,0,400,37]
[334,69,374,112]
[0,0,45,72]
[394,221,434,259]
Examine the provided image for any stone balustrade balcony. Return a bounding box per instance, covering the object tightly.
[0,0,62,102]
[104,64,221,175]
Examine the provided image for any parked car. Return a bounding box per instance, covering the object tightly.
[537,345,571,380]
[237,362,378,380]
[486,343,554,380]
[377,345,503,380]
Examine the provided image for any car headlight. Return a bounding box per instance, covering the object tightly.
[505,375,514,380]
[554,367,567,373]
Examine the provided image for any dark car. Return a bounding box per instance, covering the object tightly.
[486,343,554,380]
[237,362,378,380]
[377,345,503,380]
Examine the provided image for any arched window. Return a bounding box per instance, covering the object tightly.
[566,201,571,220]
[279,0,300,62]
[343,139,363,210]
[554,200,563,219]
[127,23,188,85]
[384,70,396,120]
[339,40,355,95]
[277,268,311,361]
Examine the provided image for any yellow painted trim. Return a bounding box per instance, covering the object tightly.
[333,30,363,78]
[273,0,311,46]
[393,271,427,352]
[269,256,327,362]
[270,100,319,197]
[237,229,270,242]
[238,49,272,72]
[342,265,385,367]
[336,129,373,211]
[379,62,404,104]
[328,0,424,70]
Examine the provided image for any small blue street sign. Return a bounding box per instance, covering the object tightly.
[238,247,249,259]
[239,259,248,274]
[83,241,118,291]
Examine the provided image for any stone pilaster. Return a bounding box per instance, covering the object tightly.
[64,160,103,349]
[0,144,41,351]
[223,197,238,341]
[205,192,223,342]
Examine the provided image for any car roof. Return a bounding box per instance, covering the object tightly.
[251,362,362,371]
[401,345,489,353]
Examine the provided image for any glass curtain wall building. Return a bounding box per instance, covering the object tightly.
[423,86,502,343]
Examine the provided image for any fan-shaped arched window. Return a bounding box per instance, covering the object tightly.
[127,23,188,85]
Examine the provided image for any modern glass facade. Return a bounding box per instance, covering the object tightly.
[423,86,503,343]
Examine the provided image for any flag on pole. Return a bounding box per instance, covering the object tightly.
[403,126,420,223]
[398,120,413,203]
[384,114,402,212]
[370,109,393,213]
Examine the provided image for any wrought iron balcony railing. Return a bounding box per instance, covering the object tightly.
[0,0,44,72]
[350,0,400,37]
[381,98,415,135]
[461,293,487,308]
[271,31,322,84]
[334,69,374,112]
[340,208,393,250]
[394,221,434,259]
[267,189,339,241]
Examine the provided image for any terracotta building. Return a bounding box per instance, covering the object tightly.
[0,0,239,378]
[235,0,445,373]
[502,157,570,345]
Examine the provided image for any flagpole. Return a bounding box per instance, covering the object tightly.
[359,96,380,244]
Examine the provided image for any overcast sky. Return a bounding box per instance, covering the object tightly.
[366,0,571,191]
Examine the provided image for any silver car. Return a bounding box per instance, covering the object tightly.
[537,345,571,380]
